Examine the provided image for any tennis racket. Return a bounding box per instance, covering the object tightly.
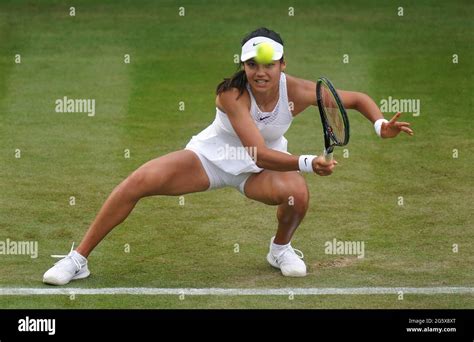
[316,77,350,161]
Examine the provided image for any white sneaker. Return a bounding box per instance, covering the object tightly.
[266,237,307,277]
[43,249,90,286]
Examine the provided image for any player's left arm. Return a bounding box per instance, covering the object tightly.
[337,90,414,138]
[292,76,413,138]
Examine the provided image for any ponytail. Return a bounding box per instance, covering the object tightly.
[216,68,247,98]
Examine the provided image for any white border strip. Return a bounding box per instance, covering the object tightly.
[0,287,473,296]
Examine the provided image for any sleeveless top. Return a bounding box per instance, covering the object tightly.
[185,72,293,175]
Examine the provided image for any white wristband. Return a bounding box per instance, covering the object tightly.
[298,155,317,173]
[374,119,389,138]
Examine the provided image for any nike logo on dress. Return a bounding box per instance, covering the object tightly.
[259,116,270,121]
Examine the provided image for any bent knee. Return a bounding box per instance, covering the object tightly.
[275,175,309,209]
[119,168,163,199]
[287,188,309,212]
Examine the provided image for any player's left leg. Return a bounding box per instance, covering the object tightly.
[243,170,309,277]
[244,170,309,244]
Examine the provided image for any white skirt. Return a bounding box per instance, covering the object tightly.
[185,124,289,176]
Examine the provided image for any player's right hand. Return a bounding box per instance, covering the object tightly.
[312,156,338,176]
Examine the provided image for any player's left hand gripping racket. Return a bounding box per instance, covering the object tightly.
[316,77,350,161]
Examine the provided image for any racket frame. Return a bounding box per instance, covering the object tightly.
[316,77,350,161]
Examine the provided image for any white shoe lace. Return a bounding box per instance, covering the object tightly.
[292,248,304,259]
[50,242,83,270]
[277,246,304,262]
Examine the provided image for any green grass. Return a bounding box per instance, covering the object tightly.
[2,294,474,309]
[0,0,472,308]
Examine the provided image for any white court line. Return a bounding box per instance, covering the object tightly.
[0,287,473,296]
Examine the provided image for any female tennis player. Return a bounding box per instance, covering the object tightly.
[43,27,413,285]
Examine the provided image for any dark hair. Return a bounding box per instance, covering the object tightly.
[216,27,284,97]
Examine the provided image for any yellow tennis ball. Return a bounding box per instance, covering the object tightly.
[255,42,274,64]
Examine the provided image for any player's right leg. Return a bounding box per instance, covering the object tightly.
[43,150,210,285]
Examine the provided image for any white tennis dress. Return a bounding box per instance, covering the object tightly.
[185,72,293,194]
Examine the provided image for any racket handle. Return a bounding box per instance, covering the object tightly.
[324,149,333,161]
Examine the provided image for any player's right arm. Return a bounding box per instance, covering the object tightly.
[217,89,334,175]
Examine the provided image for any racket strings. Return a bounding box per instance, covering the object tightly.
[321,85,346,144]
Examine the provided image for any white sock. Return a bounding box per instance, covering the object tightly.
[271,241,291,258]
[71,250,87,265]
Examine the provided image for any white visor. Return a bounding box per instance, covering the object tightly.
[240,36,284,62]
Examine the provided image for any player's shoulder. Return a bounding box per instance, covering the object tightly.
[285,74,316,103]
[216,87,250,113]
[285,74,315,92]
